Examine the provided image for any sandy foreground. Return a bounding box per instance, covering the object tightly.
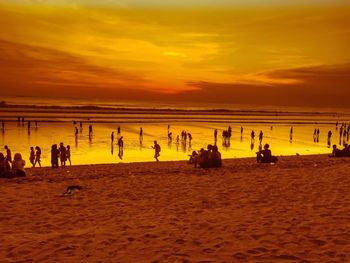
[0,155,349,263]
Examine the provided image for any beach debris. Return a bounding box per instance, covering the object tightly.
[61,185,83,197]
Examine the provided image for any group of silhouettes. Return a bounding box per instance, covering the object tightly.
[51,143,71,168]
[0,145,26,178]
[189,144,222,168]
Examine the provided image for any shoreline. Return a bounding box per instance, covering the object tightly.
[13,153,332,170]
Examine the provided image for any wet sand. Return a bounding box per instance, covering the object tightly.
[0,155,349,262]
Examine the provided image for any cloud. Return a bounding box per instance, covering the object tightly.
[184,63,350,108]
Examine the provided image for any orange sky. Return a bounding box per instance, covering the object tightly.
[1,1,350,108]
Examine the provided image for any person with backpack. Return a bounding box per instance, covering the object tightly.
[152,140,161,162]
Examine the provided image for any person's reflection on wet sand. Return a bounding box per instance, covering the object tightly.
[250,140,255,151]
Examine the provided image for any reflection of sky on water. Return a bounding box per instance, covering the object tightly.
[0,120,347,167]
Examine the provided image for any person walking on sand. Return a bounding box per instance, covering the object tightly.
[29,147,35,167]
[4,145,12,163]
[152,140,161,162]
[66,145,71,166]
[51,144,60,168]
[34,146,41,167]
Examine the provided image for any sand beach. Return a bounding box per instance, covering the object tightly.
[0,155,349,262]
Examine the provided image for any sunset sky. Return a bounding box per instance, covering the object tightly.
[1,0,350,108]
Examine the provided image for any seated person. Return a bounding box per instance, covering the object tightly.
[341,143,350,157]
[329,144,343,157]
[257,144,278,163]
[188,151,198,165]
[210,145,222,168]
[198,148,210,168]
[12,153,26,177]
[0,153,11,177]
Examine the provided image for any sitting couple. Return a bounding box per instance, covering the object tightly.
[256,144,278,164]
[189,144,222,168]
[330,144,350,157]
[0,153,26,178]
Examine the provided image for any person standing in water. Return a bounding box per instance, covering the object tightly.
[327,130,332,148]
[152,140,161,162]
[29,147,35,167]
[139,128,143,142]
[118,136,124,152]
[117,126,121,135]
[34,146,41,167]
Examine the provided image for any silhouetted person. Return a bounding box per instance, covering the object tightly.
[152,140,161,162]
[316,129,320,142]
[313,128,317,142]
[257,144,278,163]
[4,145,12,163]
[67,145,71,165]
[88,124,93,136]
[29,147,35,167]
[0,153,11,178]
[251,130,255,142]
[214,129,218,142]
[51,144,59,168]
[290,126,293,142]
[117,126,121,134]
[75,127,79,137]
[188,133,192,143]
[34,146,41,167]
[59,142,67,167]
[210,145,222,168]
[330,144,342,157]
[259,130,263,144]
[140,128,143,142]
[188,151,198,165]
[168,131,172,141]
[118,136,124,153]
[327,130,332,148]
[111,132,114,142]
[12,153,26,177]
[241,126,243,135]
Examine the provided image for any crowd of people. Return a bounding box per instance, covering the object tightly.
[189,144,222,168]
[51,143,71,168]
[1,121,350,178]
